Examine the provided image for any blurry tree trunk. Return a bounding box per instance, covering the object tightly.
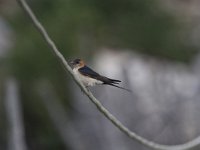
[38,81,84,150]
[5,78,27,150]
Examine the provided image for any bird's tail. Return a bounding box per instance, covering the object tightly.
[110,79,121,83]
[107,83,132,92]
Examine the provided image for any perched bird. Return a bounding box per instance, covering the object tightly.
[70,58,131,92]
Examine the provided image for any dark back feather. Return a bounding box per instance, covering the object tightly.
[78,66,121,84]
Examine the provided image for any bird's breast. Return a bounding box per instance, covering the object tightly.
[73,68,103,87]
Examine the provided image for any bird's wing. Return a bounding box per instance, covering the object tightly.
[78,66,121,84]
[78,66,101,78]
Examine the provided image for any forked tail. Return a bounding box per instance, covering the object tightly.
[108,83,132,92]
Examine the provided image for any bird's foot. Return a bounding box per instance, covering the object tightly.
[80,86,90,93]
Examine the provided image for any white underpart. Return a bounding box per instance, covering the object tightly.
[73,68,103,87]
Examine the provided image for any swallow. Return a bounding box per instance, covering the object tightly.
[70,58,131,92]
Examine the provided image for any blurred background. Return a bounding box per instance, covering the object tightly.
[1,0,200,150]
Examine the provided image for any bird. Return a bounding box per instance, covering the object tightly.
[70,58,131,92]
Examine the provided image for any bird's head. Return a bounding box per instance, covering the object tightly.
[70,58,85,69]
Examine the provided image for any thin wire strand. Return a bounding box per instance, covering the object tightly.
[16,0,200,149]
